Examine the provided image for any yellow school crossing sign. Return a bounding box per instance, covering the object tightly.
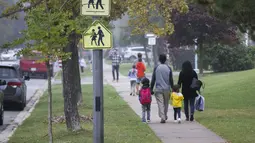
[83,20,112,49]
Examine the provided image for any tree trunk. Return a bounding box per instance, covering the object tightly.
[152,46,158,67]
[198,43,204,75]
[168,49,176,70]
[46,61,53,143]
[143,44,151,68]
[62,32,81,131]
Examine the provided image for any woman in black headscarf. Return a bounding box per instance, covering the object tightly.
[178,61,198,121]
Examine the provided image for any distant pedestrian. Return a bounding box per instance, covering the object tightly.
[150,54,173,123]
[128,65,137,96]
[139,77,152,123]
[79,58,86,73]
[178,61,199,121]
[170,84,184,124]
[110,49,122,82]
[136,56,146,94]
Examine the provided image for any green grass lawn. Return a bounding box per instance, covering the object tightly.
[55,67,92,80]
[105,59,153,76]
[195,69,255,143]
[105,59,178,76]
[9,85,161,143]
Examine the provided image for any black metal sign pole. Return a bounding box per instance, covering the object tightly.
[92,16,104,143]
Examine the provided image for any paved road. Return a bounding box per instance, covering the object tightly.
[0,79,47,132]
[0,62,60,132]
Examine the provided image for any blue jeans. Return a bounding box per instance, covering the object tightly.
[184,97,195,119]
[173,107,181,120]
[112,65,119,80]
[142,104,151,121]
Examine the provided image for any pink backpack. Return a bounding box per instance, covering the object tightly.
[139,88,152,105]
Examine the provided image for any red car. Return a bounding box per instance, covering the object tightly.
[20,51,53,79]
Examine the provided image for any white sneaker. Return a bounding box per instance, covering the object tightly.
[178,118,181,124]
[174,120,177,123]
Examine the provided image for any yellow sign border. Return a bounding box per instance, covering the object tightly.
[82,20,113,50]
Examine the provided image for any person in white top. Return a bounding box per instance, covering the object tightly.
[79,58,87,73]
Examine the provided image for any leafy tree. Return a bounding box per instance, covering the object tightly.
[12,2,72,141]
[127,0,188,36]
[165,4,238,74]
[197,0,255,40]
[126,0,189,67]
[0,0,26,47]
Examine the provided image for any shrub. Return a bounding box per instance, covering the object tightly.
[248,46,255,66]
[207,44,254,72]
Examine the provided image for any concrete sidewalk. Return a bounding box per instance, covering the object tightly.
[103,62,226,143]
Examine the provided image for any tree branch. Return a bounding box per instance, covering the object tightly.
[0,0,44,19]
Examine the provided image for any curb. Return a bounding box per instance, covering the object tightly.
[0,71,59,143]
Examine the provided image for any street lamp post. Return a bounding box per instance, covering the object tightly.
[194,39,199,72]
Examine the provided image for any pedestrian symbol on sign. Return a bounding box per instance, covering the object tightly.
[90,29,97,46]
[96,0,104,9]
[87,0,104,9]
[97,26,104,46]
[81,0,110,16]
[88,0,95,8]
[83,20,112,49]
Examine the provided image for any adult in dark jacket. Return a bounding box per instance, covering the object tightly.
[178,61,198,121]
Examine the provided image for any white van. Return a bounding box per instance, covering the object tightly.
[123,46,152,61]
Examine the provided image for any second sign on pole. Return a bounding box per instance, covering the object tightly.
[81,0,111,16]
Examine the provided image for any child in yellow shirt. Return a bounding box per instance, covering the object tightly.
[170,85,184,123]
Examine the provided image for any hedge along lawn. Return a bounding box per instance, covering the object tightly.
[195,69,255,143]
[8,85,161,143]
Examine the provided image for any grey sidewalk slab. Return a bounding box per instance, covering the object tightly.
[103,62,227,143]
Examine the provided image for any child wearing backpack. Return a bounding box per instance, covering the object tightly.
[170,84,184,123]
[139,77,152,123]
[128,65,137,96]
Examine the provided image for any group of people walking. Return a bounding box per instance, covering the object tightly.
[128,54,202,123]
[109,49,202,123]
